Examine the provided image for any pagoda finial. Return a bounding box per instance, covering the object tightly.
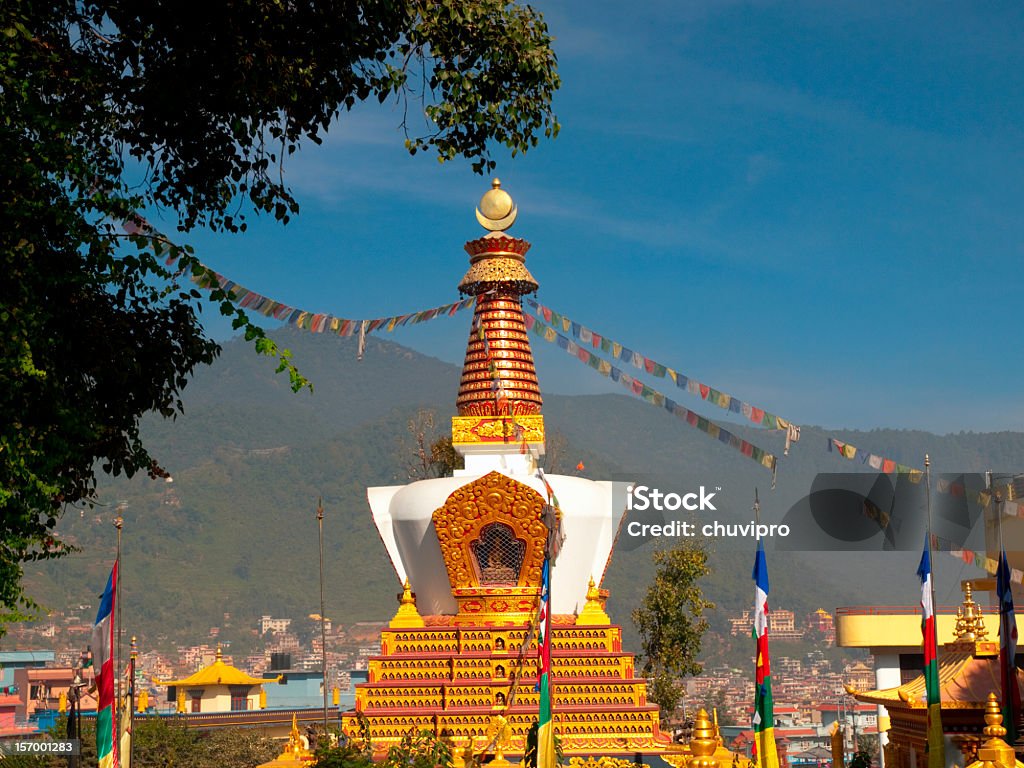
[954,581,988,642]
[972,692,1017,768]
[215,643,223,661]
[453,179,545,449]
[577,575,610,626]
[688,708,719,768]
[390,578,426,629]
[476,178,518,232]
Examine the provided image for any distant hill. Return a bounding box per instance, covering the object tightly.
[22,328,1020,654]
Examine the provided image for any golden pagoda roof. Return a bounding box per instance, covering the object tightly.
[155,647,281,688]
[849,646,1024,709]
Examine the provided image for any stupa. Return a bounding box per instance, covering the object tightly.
[340,181,674,759]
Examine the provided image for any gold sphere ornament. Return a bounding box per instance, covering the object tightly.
[476,178,518,231]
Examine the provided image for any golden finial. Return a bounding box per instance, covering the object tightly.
[954,581,988,642]
[400,579,414,605]
[390,578,425,628]
[577,575,610,626]
[975,692,1016,768]
[688,708,719,768]
[475,179,518,232]
[984,693,1007,739]
[130,635,138,660]
[215,643,223,661]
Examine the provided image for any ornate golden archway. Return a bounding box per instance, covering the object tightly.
[432,471,548,623]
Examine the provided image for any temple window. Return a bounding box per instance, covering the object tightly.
[229,686,250,711]
[470,523,526,585]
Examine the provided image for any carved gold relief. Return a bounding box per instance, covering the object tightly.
[451,415,545,444]
[432,471,548,592]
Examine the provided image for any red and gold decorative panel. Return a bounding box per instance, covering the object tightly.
[432,471,547,593]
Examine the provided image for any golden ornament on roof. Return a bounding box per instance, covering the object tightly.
[476,179,518,231]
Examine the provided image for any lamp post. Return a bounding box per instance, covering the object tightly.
[68,649,88,768]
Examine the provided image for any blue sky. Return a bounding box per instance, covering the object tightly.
[179,1,1024,434]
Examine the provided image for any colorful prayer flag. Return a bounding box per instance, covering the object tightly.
[998,548,1021,742]
[917,541,944,768]
[93,562,118,768]
[752,541,779,768]
[537,558,556,768]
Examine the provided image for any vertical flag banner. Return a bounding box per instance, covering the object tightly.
[92,562,118,768]
[917,542,944,768]
[537,558,556,768]
[752,541,779,768]
[119,657,134,768]
[998,548,1020,742]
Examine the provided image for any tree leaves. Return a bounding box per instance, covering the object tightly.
[0,0,558,626]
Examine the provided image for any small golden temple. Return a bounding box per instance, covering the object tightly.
[848,582,1024,768]
[340,181,679,761]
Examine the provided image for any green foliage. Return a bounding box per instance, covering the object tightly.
[11,719,275,768]
[317,727,452,768]
[849,750,873,768]
[632,540,715,716]
[0,0,558,625]
[384,729,453,768]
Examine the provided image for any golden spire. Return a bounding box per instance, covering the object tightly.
[577,575,611,626]
[688,708,719,768]
[215,643,223,662]
[954,581,988,642]
[456,179,542,418]
[390,579,425,629]
[973,692,1017,768]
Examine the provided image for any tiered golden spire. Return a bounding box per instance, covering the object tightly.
[688,708,719,768]
[968,693,1019,768]
[954,581,989,642]
[456,180,542,418]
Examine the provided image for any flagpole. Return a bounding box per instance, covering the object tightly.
[924,456,937,611]
[128,637,137,768]
[921,454,945,768]
[318,498,329,739]
[113,508,124,759]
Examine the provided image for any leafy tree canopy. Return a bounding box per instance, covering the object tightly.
[632,540,715,717]
[0,0,559,624]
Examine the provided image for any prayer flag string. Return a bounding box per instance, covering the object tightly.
[524,313,778,474]
[121,216,475,338]
[524,299,799,441]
